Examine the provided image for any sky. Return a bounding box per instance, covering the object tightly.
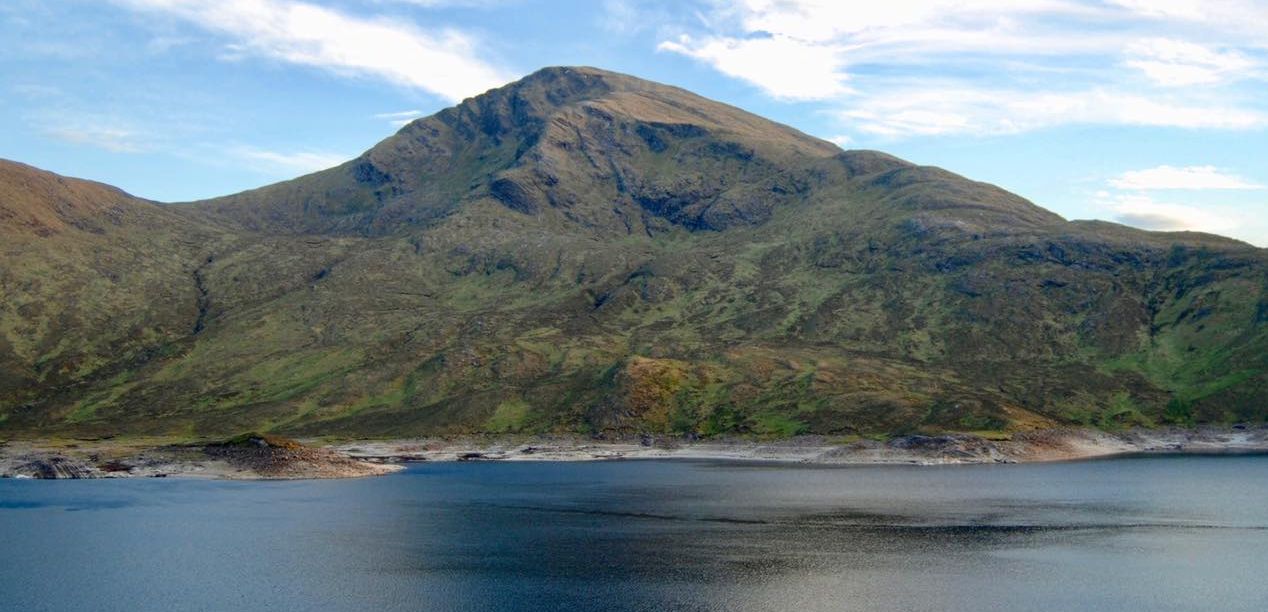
[1,0,1265,246]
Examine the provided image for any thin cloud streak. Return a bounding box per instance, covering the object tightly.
[231,146,349,174]
[375,109,427,128]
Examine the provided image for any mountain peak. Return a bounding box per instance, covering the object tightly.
[428,65,839,155]
[479,65,707,106]
[453,65,624,115]
[191,66,844,234]
[187,67,1067,239]
[513,65,627,89]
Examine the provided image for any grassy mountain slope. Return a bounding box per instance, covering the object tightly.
[1,67,1264,439]
[0,160,222,421]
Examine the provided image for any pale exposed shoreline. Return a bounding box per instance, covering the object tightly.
[2,427,1265,480]
[334,427,1268,466]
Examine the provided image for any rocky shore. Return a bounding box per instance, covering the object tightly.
[3,427,1265,480]
[334,426,1268,466]
[0,434,401,480]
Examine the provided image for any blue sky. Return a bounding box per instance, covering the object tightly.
[1,0,1265,245]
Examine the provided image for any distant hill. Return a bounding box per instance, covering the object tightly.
[2,67,1264,438]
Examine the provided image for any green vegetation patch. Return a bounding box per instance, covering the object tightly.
[486,399,532,433]
[752,412,809,437]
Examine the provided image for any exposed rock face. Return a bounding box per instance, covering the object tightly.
[0,67,1265,439]
[12,456,98,479]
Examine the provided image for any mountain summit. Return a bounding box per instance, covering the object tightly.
[1,67,1264,437]
[191,66,1056,236]
[192,66,844,235]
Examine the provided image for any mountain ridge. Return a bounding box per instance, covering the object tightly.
[1,66,1264,439]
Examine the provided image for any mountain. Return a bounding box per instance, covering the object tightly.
[1,67,1265,439]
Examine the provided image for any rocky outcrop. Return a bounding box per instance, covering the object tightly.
[201,433,398,478]
[0,437,400,480]
[10,455,99,479]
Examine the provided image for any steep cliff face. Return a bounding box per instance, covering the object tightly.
[1,67,1264,438]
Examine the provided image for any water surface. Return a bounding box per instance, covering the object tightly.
[3,455,1267,611]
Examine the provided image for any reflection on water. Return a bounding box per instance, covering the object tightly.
[2,455,1267,611]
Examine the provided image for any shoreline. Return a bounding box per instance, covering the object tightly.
[333,426,1268,466]
[0,437,401,480]
[2,427,1265,480]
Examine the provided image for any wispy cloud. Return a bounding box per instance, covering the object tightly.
[1099,192,1238,234]
[659,0,1268,138]
[231,146,348,174]
[375,109,426,128]
[1110,165,1264,190]
[145,35,196,54]
[658,34,850,100]
[1095,164,1264,242]
[114,0,512,102]
[44,124,146,153]
[1107,0,1268,37]
[1124,38,1255,86]
[599,0,641,35]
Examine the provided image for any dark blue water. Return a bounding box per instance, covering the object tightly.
[3,455,1267,611]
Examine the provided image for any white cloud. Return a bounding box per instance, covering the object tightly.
[1107,0,1268,36]
[115,0,511,102]
[1110,165,1263,190]
[660,0,1268,139]
[1096,164,1265,244]
[723,0,1093,43]
[664,0,1110,74]
[232,146,347,174]
[1106,0,1206,20]
[657,0,1104,101]
[1125,38,1255,86]
[658,34,850,100]
[1102,192,1238,234]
